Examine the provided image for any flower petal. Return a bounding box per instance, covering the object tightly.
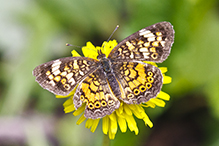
[118,102,124,114]
[115,109,125,118]
[163,75,172,84]
[142,101,156,108]
[64,104,75,113]
[126,104,136,111]
[149,98,166,107]
[123,104,133,116]
[157,91,170,101]
[101,40,118,57]
[159,67,168,73]
[142,112,153,128]
[76,114,86,125]
[132,107,144,119]
[143,61,158,67]
[102,116,109,134]
[91,119,100,133]
[109,126,116,140]
[71,50,81,57]
[117,116,127,133]
[85,119,93,129]
[109,112,117,122]
[125,114,139,135]
[82,42,98,59]
[63,98,73,107]
[110,115,118,134]
[73,104,85,116]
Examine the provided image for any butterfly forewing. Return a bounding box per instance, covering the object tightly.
[33,57,99,96]
[108,22,174,63]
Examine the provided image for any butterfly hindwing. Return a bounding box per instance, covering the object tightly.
[33,57,99,96]
[108,22,174,63]
[112,61,163,104]
[73,68,120,119]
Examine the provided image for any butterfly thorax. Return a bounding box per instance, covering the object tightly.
[99,56,112,73]
[97,51,112,72]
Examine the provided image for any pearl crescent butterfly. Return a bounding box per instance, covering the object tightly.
[33,22,174,119]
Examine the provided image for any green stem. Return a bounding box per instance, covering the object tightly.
[102,134,110,146]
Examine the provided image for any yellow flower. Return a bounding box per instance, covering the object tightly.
[56,40,172,139]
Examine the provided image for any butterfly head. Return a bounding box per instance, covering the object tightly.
[97,49,106,60]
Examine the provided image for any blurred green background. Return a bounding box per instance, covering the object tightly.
[0,0,219,146]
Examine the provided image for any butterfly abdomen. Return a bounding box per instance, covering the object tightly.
[106,72,121,98]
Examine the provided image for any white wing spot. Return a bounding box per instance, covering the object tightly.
[147,37,155,42]
[130,52,134,58]
[139,47,148,52]
[157,36,162,41]
[49,80,56,86]
[143,33,154,38]
[52,60,61,67]
[79,70,84,76]
[160,41,165,47]
[69,78,75,85]
[52,65,60,72]
[142,52,150,58]
[48,74,54,80]
[51,60,62,74]
[126,41,135,50]
[60,71,67,77]
[66,73,73,80]
[144,42,150,47]
[139,30,151,36]
[139,28,146,33]
[53,70,61,76]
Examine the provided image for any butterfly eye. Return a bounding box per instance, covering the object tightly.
[146,83,152,89]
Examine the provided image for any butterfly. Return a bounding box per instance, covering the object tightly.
[33,22,174,119]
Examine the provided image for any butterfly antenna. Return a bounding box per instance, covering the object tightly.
[67,42,98,54]
[66,43,82,48]
[102,25,119,50]
[106,25,119,43]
